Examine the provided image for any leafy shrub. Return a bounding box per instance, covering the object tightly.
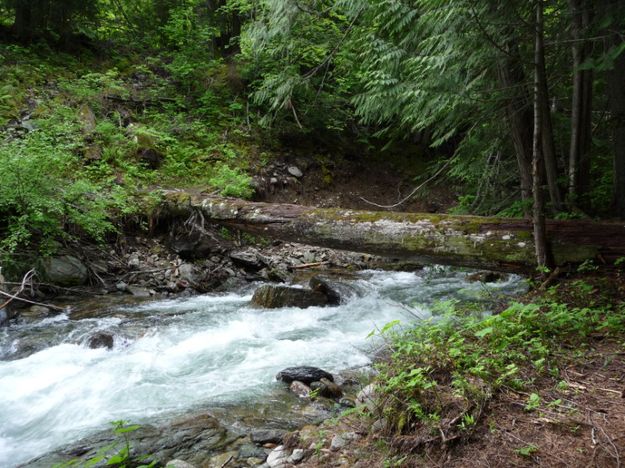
[208,163,254,198]
[374,299,625,442]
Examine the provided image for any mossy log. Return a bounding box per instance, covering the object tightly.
[162,192,625,273]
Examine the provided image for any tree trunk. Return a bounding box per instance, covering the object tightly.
[497,51,533,213]
[533,1,549,266]
[13,0,32,41]
[161,193,625,273]
[568,0,594,203]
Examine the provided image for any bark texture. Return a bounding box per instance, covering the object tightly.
[162,192,625,273]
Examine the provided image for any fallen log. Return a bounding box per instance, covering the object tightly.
[161,192,625,273]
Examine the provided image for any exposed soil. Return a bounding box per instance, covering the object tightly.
[253,154,459,213]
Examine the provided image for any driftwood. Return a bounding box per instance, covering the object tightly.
[162,192,625,273]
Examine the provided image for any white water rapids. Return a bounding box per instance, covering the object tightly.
[0,268,525,466]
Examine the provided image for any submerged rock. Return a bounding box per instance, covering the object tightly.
[276,366,334,385]
[466,271,506,283]
[251,285,328,309]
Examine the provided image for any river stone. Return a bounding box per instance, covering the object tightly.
[21,305,51,320]
[41,255,88,286]
[127,286,151,297]
[24,413,237,467]
[276,366,334,385]
[309,276,341,305]
[466,271,505,283]
[289,380,311,398]
[87,332,114,350]
[250,429,285,446]
[251,285,328,309]
[238,443,268,460]
[356,383,379,414]
[310,378,342,398]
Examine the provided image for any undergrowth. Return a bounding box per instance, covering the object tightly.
[373,286,625,454]
[0,42,258,272]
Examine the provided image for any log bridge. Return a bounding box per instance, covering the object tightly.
[162,191,625,273]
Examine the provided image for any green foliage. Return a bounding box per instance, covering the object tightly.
[515,445,538,458]
[208,163,254,198]
[0,106,139,266]
[54,420,157,468]
[374,296,625,438]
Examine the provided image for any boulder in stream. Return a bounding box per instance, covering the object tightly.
[251,285,328,309]
[309,275,341,305]
[87,332,114,350]
[276,366,334,385]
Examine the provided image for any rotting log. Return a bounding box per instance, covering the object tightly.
[161,192,625,273]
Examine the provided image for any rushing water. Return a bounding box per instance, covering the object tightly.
[0,267,526,466]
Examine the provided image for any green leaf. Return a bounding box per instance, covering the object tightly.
[474,327,494,338]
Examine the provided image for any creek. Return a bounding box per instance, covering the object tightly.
[0,267,526,467]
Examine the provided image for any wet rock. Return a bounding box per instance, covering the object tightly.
[309,276,341,305]
[251,286,328,309]
[87,332,114,350]
[25,413,237,467]
[166,459,197,468]
[127,286,151,297]
[466,271,506,283]
[251,429,286,445]
[22,305,51,319]
[289,380,311,398]
[116,281,128,292]
[310,378,342,399]
[276,366,334,385]
[0,308,8,326]
[238,444,267,460]
[41,255,88,286]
